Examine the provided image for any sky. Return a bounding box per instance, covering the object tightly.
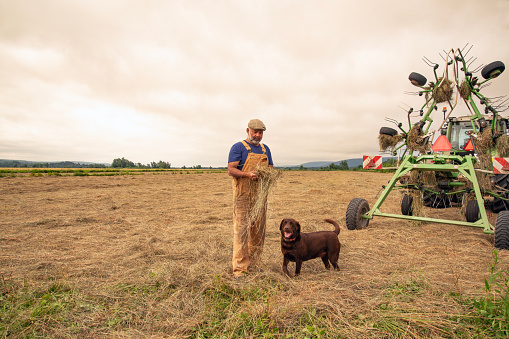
[1,0,509,167]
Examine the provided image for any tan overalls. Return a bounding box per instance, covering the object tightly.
[232,140,269,277]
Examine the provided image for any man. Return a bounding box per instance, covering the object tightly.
[228,119,274,279]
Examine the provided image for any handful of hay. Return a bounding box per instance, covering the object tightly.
[247,165,283,226]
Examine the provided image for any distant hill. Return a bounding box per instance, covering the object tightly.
[0,159,109,168]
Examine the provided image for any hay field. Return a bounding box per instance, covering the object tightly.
[1,170,508,338]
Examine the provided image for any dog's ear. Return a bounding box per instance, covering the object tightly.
[279,219,285,230]
[296,221,301,234]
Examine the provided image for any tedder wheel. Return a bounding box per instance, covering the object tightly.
[408,72,427,87]
[481,61,505,80]
[494,211,509,250]
[401,194,413,216]
[491,174,509,213]
[379,127,398,136]
[465,199,480,222]
[346,198,370,230]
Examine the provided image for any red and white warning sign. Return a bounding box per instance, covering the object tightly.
[363,156,382,169]
[493,157,509,174]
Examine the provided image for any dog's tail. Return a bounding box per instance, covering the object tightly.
[324,219,340,235]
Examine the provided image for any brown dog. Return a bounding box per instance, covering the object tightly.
[280,218,341,277]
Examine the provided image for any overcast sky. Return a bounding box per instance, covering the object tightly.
[1,0,509,167]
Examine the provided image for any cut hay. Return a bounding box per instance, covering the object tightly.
[378,133,402,152]
[1,171,502,338]
[409,170,419,184]
[410,171,437,188]
[497,134,509,157]
[247,165,283,227]
[409,189,424,221]
[432,77,454,103]
[474,128,493,154]
[406,171,432,222]
[459,79,471,100]
[472,129,494,191]
[407,125,431,154]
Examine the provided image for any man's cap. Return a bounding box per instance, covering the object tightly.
[248,119,266,131]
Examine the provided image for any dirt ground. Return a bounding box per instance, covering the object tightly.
[1,170,508,336]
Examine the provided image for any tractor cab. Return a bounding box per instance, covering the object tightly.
[441,115,509,154]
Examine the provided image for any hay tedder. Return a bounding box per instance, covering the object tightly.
[346,46,509,249]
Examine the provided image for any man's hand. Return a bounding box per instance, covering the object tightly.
[228,161,258,180]
[247,171,258,181]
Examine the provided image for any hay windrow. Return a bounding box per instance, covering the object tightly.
[378,133,402,152]
[432,77,454,103]
[247,165,283,227]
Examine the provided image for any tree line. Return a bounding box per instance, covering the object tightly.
[0,158,173,169]
[0,160,107,168]
[111,157,171,169]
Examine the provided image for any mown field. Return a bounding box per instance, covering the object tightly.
[1,170,508,338]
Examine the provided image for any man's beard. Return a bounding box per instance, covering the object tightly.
[248,135,260,145]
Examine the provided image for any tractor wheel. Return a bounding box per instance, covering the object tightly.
[465,199,480,222]
[409,72,427,87]
[494,211,509,250]
[346,198,370,230]
[491,174,509,213]
[379,127,398,136]
[401,194,413,216]
[481,61,505,80]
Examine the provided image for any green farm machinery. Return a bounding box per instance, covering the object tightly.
[346,46,509,249]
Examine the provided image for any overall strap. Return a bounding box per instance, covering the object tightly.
[240,140,252,153]
[241,140,266,155]
[260,143,266,155]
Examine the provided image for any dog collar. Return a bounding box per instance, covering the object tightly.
[283,237,297,242]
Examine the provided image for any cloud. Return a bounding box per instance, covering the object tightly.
[1,0,509,167]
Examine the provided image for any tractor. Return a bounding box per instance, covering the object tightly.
[346,46,509,249]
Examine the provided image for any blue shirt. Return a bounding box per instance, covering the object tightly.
[228,141,274,170]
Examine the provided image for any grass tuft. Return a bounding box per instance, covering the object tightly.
[470,250,509,336]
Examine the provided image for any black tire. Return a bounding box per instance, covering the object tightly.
[465,199,480,222]
[346,198,370,230]
[491,174,509,213]
[481,61,505,80]
[409,72,427,87]
[494,211,509,250]
[379,127,398,136]
[401,194,413,216]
